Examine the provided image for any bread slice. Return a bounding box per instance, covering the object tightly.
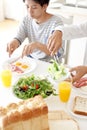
[73,96,87,116]
[48,111,79,130]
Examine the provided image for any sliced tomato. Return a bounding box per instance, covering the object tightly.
[31,83,34,87]
[36,84,39,89]
[22,85,28,91]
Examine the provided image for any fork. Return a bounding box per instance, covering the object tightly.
[10,56,21,64]
[54,54,61,64]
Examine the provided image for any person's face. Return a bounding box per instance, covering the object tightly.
[25,0,47,19]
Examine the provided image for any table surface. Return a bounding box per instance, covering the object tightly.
[0,51,87,130]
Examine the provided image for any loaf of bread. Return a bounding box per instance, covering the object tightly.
[73,96,87,116]
[0,95,49,130]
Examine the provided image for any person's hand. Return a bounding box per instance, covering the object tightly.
[7,39,20,57]
[22,43,37,58]
[47,30,62,55]
[70,66,87,82]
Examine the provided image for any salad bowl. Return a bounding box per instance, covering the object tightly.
[47,60,71,83]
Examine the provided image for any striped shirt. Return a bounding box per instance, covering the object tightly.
[15,15,64,61]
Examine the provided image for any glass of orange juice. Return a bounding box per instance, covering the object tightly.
[58,81,71,103]
[1,70,12,87]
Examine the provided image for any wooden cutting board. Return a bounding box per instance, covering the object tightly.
[48,110,79,130]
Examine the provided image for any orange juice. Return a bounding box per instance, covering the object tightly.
[1,70,12,87]
[58,81,71,102]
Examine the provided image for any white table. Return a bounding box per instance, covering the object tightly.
[0,52,87,130]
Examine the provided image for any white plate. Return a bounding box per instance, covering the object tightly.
[3,56,37,76]
[79,86,87,94]
[73,85,87,96]
[67,95,87,119]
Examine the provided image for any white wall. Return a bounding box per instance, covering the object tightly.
[66,0,77,4]
[66,0,87,7]
[68,38,87,66]
[67,11,87,67]
[0,0,4,21]
[4,0,26,20]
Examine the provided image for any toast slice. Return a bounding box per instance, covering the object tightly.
[73,96,87,116]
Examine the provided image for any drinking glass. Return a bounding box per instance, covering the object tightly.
[1,70,12,87]
[58,81,71,103]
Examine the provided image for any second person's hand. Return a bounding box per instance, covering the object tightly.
[70,66,87,82]
[47,30,62,55]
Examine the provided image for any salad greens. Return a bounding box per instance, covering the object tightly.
[48,60,67,80]
[13,75,56,100]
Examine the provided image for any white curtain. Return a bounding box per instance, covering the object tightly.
[0,0,4,21]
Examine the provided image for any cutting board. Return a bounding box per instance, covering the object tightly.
[48,111,79,130]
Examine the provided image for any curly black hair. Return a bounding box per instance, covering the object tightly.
[23,0,50,6]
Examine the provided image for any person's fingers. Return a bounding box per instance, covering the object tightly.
[6,43,10,53]
[47,37,51,49]
[48,41,57,55]
[50,47,57,56]
[22,45,27,58]
[7,44,14,57]
[72,76,79,83]
[50,42,62,56]
[72,71,83,83]
[22,45,32,58]
[47,36,54,52]
[9,47,14,57]
[69,68,78,82]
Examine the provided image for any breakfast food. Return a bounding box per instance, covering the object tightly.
[73,96,87,116]
[0,95,49,130]
[13,75,56,99]
[48,60,69,81]
[10,60,29,74]
[49,111,79,130]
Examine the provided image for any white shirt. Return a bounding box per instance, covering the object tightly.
[55,21,87,40]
